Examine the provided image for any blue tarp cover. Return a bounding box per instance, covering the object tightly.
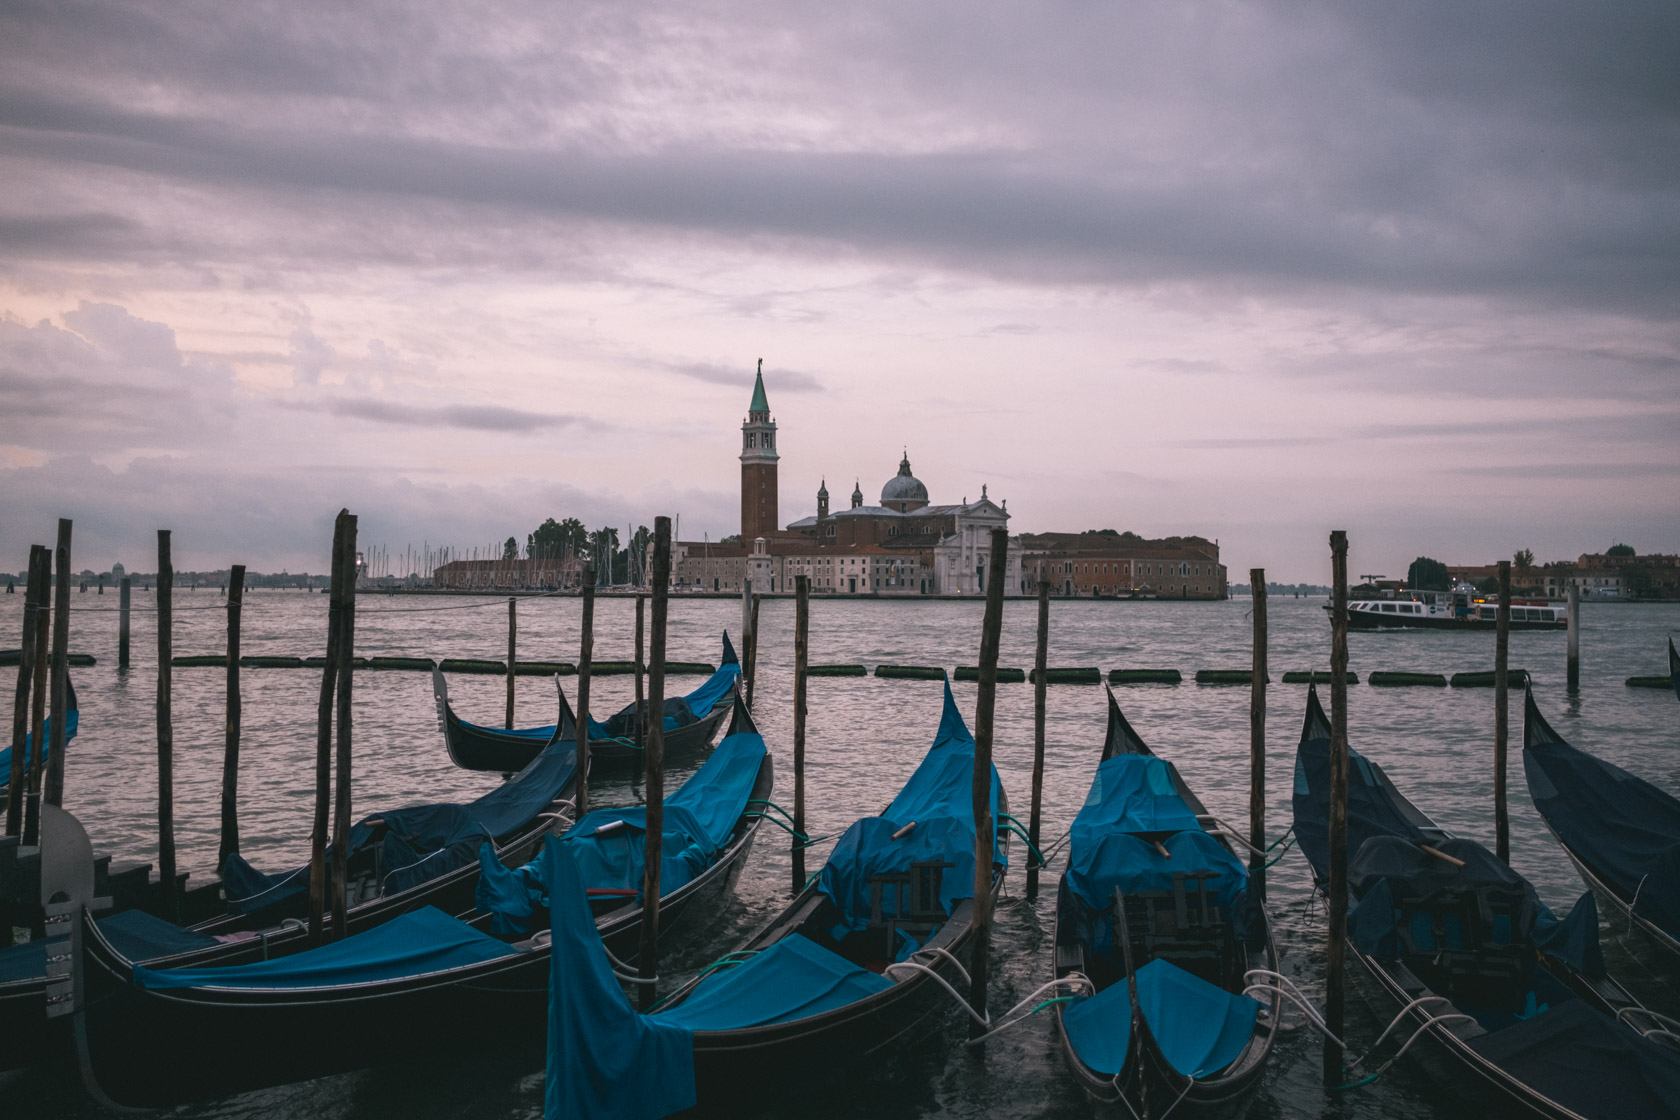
[0,907,219,984]
[132,906,517,990]
[817,678,1004,935]
[1523,708,1680,943]
[654,933,893,1031]
[478,731,765,932]
[1072,754,1201,842]
[1291,688,1426,883]
[223,730,578,916]
[1064,959,1258,1078]
[1465,998,1680,1120]
[538,838,695,1120]
[1346,834,1605,976]
[0,707,78,786]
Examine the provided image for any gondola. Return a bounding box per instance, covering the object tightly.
[0,676,77,797]
[0,694,579,1074]
[1051,689,1281,1117]
[435,632,740,773]
[69,696,772,1105]
[1292,684,1680,1118]
[637,676,1009,1106]
[1524,685,1680,990]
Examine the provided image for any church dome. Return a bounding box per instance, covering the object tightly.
[881,453,928,507]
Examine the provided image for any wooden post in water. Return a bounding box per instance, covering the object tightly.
[1249,568,1268,898]
[1324,530,1350,1085]
[968,527,1007,1040]
[331,513,359,938]
[638,517,671,1010]
[1027,571,1049,900]
[506,597,517,729]
[156,528,177,917]
[219,565,246,872]
[118,576,131,669]
[1495,559,1511,865]
[1566,582,1580,693]
[792,574,809,893]
[746,593,761,710]
[5,545,46,836]
[309,513,348,942]
[575,565,596,818]
[22,547,50,845]
[45,520,72,809]
[634,593,646,752]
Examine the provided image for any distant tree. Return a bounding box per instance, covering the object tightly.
[588,527,620,584]
[1624,564,1655,598]
[1408,556,1449,591]
[528,518,565,560]
[1608,543,1636,557]
[717,534,743,547]
[1475,576,1501,595]
[502,537,519,561]
[1513,548,1534,570]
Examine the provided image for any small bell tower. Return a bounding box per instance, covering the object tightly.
[740,360,779,539]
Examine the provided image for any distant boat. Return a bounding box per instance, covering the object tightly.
[1330,587,1567,631]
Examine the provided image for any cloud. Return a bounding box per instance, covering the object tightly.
[279,396,590,433]
[665,361,823,393]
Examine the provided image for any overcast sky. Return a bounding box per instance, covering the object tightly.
[2,2,1676,582]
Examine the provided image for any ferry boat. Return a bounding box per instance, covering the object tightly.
[1334,587,1567,631]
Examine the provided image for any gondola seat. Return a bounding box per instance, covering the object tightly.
[1114,872,1236,987]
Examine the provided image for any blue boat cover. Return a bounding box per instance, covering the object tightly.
[537,837,695,1120]
[653,933,893,1031]
[1345,835,1605,976]
[1065,959,1258,1078]
[222,731,578,917]
[1523,694,1680,943]
[478,731,766,932]
[0,907,219,984]
[132,906,518,990]
[1064,753,1255,952]
[816,678,1004,936]
[1291,685,1426,884]
[1465,998,1680,1120]
[0,702,78,786]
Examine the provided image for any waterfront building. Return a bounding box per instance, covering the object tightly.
[1017,532,1228,599]
[432,556,585,590]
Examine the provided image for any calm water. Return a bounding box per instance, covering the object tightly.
[2,589,1677,1119]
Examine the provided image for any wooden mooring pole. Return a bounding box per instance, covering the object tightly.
[638,517,671,1011]
[1495,559,1511,865]
[576,566,596,818]
[1249,568,1268,898]
[792,574,808,893]
[309,513,348,942]
[219,564,245,872]
[45,519,71,809]
[968,527,1007,1040]
[5,545,46,837]
[1566,583,1580,693]
[506,597,517,729]
[1027,571,1049,900]
[634,593,646,753]
[22,547,50,845]
[1324,530,1350,1085]
[118,576,131,670]
[331,513,359,938]
[746,593,761,710]
[156,528,177,917]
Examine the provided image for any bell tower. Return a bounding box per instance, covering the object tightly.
[740,360,779,539]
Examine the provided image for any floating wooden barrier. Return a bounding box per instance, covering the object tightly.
[1195,670,1271,685]
[304,655,368,670]
[369,656,436,671]
[954,666,1026,683]
[1281,671,1359,684]
[438,658,505,675]
[512,660,575,676]
[239,655,304,668]
[875,664,946,680]
[1627,676,1672,689]
[807,664,867,677]
[1109,668,1182,685]
[1451,669,1530,688]
[0,650,95,666]
[1368,671,1448,687]
[1030,666,1101,684]
[171,655,227,667]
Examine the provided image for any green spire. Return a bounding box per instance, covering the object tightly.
[749,358,769,413]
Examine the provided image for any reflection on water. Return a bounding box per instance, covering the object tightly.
[3,590,1677,1118]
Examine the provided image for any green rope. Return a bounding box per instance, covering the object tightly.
[1266,825,1295,852]
[1029,994,1079,1015]
[644,950,761,1011]
[745,812,813,844]
[747,798,799,825]
[1260,835,1297,870]
[1329,1070,1380,1092]
[1000,820,1049,870]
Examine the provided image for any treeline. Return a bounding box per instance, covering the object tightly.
[522,518,653,586]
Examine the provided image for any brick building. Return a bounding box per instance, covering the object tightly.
[1017,533,1228,599]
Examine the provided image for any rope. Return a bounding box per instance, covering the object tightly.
[998,814,1050,870]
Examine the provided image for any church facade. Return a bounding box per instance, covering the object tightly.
[666,369,1024,596]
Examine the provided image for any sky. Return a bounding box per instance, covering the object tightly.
[1,1,1677,583]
